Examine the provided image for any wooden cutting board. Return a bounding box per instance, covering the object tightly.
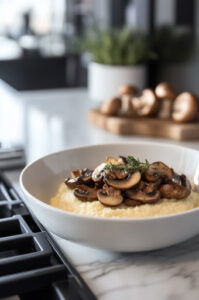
[88,109,199,141]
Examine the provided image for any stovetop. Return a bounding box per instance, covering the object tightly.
[0,172,96,300]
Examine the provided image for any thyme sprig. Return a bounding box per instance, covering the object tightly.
[105,156,150,173]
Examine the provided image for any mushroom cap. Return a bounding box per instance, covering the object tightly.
[97,185,123,206]
[101,97,121,116]
[144,161,173,183]
[67,168,94,188]
[92,162,106,182]
[134,89,159,117]
[155,82,176,100]
[81,168,94,185]
[105,171,141,189]
[160,174,191,199]
[65,177,81,189]
[119,84,138,96]
[125,181,161,203]
[74,185,98,201]
[172,92,199,122]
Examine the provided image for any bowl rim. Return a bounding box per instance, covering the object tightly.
[20,141,199,223]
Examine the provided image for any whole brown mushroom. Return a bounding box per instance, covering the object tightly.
[155,82,176,101]
[120,94,134,117]
[132,89,159,117]
[101,97,121,116]
[172,92,199,122]
[155,82,177,120]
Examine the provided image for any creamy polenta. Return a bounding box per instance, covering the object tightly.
[50,183,199,218]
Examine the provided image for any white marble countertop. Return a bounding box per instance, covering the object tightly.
[2,79,199,299]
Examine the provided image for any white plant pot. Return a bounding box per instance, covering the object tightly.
[88,62,146,101]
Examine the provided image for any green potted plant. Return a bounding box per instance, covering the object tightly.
[80,28,153,101]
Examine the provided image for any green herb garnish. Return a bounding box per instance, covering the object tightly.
[105,156,150,173]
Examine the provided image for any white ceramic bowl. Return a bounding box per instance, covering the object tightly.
[20,142,199,252]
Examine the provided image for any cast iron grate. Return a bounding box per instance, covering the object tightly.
[0,173,96,300]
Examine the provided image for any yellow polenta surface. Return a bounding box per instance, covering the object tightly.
[50,183,199,218]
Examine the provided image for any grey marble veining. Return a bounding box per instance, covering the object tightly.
[54,234,199,300]
[2,79,199,300]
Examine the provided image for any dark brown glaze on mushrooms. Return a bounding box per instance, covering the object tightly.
[74,185,98,201]
[64,156,192,207]
[124,198,143,207]
[125,181,161,203]
[160,175,191,199]
[144,162,173,183]
[65,168,94,189]
[105,171,141,190]
[97,184,123,206]
[65,177,81,189]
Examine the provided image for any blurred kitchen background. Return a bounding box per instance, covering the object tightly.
[0,0,199,164]
[0,0,198,92]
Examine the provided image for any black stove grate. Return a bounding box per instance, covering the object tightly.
[0,173,96,300]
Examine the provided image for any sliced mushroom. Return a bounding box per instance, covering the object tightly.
[145,162,173,183]
[132,89,159,117]
[71,169,82,178]
[106,169,127,180]
[105,171,141,189]
[105,157,123,165]
[74,185,98,201]
[101,97,121,116]
[65,177,82,189]
[155,82,176,100]
[172,172,181,185]
[81,168,93,185]
[160,174,191,199]
[66,168,94,188]
[97,184,123,206]
[92,162,106,182]
[125,181,161,203]
[119,84,138,96]
[124,198,143,207]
